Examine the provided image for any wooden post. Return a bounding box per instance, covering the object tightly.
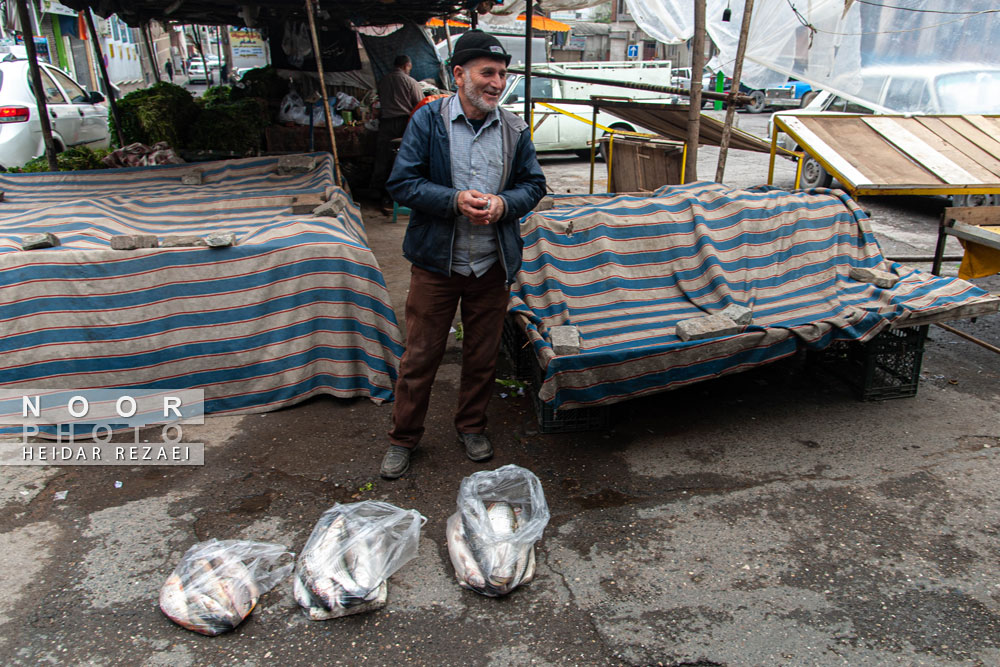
[685,0,706,183]
[523,1,533,122]
[16,0,58,171]
[84,9,124,147]
[304,0,345,189]
[715,0,754,183]
[142,22,161,84]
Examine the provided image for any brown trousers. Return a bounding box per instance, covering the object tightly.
[388,262,509,448]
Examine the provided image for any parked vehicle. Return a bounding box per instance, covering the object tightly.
[187,60,211,84]
[500,60,680,159]
[769,64,1000,197]
[0,59,110,170]
[671,67,811,113]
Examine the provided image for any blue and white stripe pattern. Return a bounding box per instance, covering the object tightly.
[511,181,994,410]
[0,153,403,428]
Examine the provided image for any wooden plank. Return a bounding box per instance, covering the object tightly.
[779,116,873,186]
[916,117,1000,180]
[941,117,1000,162]
[798,116,941,186]
[884,118,997,183]
[946,206,1000,227]
[862,117,980,185]
[891,297,1000,328]
[949,221,1000,250]
[966,115,1000,144]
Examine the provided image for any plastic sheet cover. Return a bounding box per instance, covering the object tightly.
[625,0,1000,114]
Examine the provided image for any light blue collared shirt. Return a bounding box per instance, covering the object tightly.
[449,99,503,277]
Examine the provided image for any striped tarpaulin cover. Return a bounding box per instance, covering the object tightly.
[0,153,403,429]
[511,182,994,410]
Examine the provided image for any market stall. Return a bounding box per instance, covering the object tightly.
[0,153,404,417]
[506,182,999,417]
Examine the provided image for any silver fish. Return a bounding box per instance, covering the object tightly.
[446,513,486,590]
[343,519,380,595]
[298,511,382,611]
[159,557,259,635]
[483,502,518,589]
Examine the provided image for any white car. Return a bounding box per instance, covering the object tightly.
[187,60,210,84]
[769,64,1000,203]
[0,59,110,170]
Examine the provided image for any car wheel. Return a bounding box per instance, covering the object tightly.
[799,90,819,108]
[744,90,766,114]
[800,156,833,189]
[951,193,999,207]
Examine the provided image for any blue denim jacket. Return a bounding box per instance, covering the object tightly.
[386,96,547,285]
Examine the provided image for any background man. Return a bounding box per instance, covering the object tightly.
[370,55,425,213]
[380,30,547,479]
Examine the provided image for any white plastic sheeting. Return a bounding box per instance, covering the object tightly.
[625,0,1000,113]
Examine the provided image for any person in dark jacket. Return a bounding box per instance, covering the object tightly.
[380,30,547,479]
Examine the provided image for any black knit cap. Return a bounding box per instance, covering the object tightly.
[449,30,512,68]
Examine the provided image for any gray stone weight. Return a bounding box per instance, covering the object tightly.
[161,236,208,247]
[850,266,899,289]
[675,314,741,342]
[205,232,237,247]
[21,233,60,250]
[720,303,753,326]
[111,235,159,250]
[549,325,581,355]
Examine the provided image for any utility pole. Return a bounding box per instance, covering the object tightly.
[15,0,58,171]
[715,0,755,183]
[685,0,706,183]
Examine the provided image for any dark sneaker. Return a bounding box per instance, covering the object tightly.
[458,432,493,462]
[380,445,411,479]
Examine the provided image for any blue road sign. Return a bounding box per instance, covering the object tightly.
[627,44,639,58]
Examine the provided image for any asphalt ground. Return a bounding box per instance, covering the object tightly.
[1,112,998,666]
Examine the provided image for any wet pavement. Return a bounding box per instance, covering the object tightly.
[1,112,998,666]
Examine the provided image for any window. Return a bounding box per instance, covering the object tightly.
[882,77,930,112]
[936,70,1000,114]
[505,77,553,102]
[826,95,872,114]
[37,69,67,104]
[48,68,89,104]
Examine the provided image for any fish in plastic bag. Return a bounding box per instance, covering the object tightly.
[295,501,424,620]
[159,539,294,636]
[448,464,549,596]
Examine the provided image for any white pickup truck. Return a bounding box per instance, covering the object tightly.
[500,61,679,157]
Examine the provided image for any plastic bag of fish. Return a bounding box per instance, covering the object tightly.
[294,501,425,620]
[447,464,550,596]
[159,539,294,636]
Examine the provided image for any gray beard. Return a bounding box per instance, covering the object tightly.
[462,80,498,114]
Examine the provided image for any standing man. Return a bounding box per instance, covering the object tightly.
[370,55,425,214]
[380,30,547,479]
[164,59,174,82]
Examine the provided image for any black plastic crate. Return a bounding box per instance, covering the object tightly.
[529,353,612,433]
[500,314,535,382]
[809,325,927,401]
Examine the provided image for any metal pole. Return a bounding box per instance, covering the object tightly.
[685,0,706,183]
[16,0,58,171]
[715,0,754,183]
[507,67,748,103]
[216,26,224,82]
[304,0,345,189]
[85,9,124,147]
[589,102,599,194]
[523,1,533,122]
